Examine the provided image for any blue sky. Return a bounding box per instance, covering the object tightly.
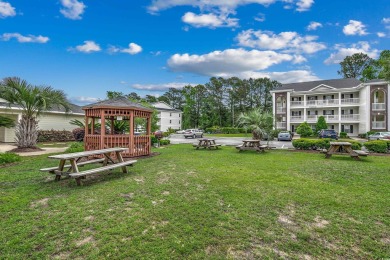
[0,0,389,105]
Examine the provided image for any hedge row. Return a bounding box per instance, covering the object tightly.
[363,140,390,153]
[0,152,21,165]
[205,127,248,134]
[292,138,362,150]
[37,130,75,142]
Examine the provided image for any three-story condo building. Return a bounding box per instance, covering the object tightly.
[270,78,389,136]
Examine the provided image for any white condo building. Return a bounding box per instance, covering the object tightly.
[270,78,389,136]
[152,102,182,132]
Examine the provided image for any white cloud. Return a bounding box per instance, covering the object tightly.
[296,0,314,12]
[60,0,86,20]
[167,48,300,77]
[69,41,101,53]
[0,1,15,18]
[182,12,238,28]
[132,82,195,91]
[70,96,100,105]
[343,20,368,36]
[307,21,322,31]
[254,13,265,22]
[324,41,379,64]
[109,43,142,55]
[238,70,319,83]
[1,33,49,43]
[382,18,390,24]
[377,32,386,38]
[236,29,326,54]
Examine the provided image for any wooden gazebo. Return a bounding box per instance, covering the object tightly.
[82,97,153,157]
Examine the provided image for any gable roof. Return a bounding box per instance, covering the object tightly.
[277,78,362,92]
[0,100,84,115]
[151,101,182,112]
[83,97,153,111]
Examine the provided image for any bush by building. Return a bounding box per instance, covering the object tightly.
[38,129,75,142]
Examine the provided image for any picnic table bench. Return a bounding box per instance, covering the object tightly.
[325,142,369,161]
[193,138,222,149]
[236,140,268,153]
[40,147,136,185]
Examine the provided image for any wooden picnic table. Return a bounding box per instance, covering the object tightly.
[193,138,221,149]
[40,147,137,185]
[236,140,268,153]
[325,142,368,161]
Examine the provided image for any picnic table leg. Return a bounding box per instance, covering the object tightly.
[115,151,128,173]
[69,159,82,186]
[55,159,66,181]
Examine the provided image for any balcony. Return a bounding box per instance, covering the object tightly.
[291,101,304,107]
[341,98,360,105]
[341,114,359,121]
[290,116,303,122]
[276,122,287,129]
[372,103,386,111]
[372,121,386,129]
[307,115,339,122]
[307,99,338,107]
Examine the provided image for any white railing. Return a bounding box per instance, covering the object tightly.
[372,121,386,129]
[341,98,360,105]
[290,116,303,122]
[307,115,339,122]
[307,99,338,107]
[372,103,386,110]
[276,107,286,113]
[276,122,287,129]
[290,101,304,107]
[341,114,359,121]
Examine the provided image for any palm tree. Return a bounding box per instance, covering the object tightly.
[0,77,70,148]
[237,108,274,141]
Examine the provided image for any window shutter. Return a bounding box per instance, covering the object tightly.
[315,96,318,100]
[299,111,301,116]
[299,97,301,101]
[341,110,344,115]
[322,110,325,115]
[323,95,326,100]
[332,95,334,99]
[350,125,353,133]
[350,109,353,114]
[341,94,344,99]
[341,125,344,132]
[350,94,353,98]
[332,110,334,115]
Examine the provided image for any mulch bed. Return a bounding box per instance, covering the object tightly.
[9,147,43,153]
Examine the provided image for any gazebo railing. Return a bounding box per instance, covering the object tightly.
[84,134,150,157]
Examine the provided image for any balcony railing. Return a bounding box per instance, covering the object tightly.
[276,122,287,129]
[291,101,304,107]
[276,107,286,113]
[372,103,386,110]
[307,115,339,122]
[341,114,359,121]
[290,116,303,122]
[307,99,338,107]
[372,121,386,129]
[341,98,360,105]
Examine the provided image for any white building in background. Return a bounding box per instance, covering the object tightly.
[0,98,85,142]
[152,102,182,132]
[270,78,389,136]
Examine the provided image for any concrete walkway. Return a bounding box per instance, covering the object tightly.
[0,143,68,156]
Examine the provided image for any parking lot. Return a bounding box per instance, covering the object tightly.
[168,134,294,149]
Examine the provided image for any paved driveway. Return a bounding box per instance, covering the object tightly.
[168,134,294,149]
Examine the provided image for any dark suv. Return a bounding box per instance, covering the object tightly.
[318,129,338,139]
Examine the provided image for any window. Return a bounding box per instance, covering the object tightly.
[179,120,180,124]
[169,120,172,124]
[331,125,334,130]
[170,113,172,117]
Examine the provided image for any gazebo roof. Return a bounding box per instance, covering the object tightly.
[83,97,153,112]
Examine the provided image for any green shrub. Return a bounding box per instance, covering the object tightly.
[204,127,245,134]
[293,138,362,150]
[339,132,348,138]
[296,122,313,137]
[65,142,84,153]
[38,129,75,142]
[0,152,21,165]
[364,141,389,153]
[358,133,367,138]
[151,136,158,144]
[159,139,171,145]
[72,128,85,142]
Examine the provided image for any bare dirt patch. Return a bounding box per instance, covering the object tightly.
[312,216,330,229]
[84,215,95,221]
[134,176,145,184]
[30,198,50,208]
[75,236,95,247]
[161,191,170,196]
[53,252,71,259]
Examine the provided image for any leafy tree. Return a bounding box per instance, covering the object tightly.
[0,115,15,128]
[338,53,375,81]
[0,77,70,148]
[143,95,157,103]
[107,91,125,99]
[377,50,390,81]
[296,122,313,137]
[236,108,274,141]
[315,116,328,133]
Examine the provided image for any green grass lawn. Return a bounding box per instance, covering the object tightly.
[1,145,389,258]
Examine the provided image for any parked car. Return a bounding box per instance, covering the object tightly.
[368,132,390,141]
[176,129,186,134]
[277,131,292,141]
[184,129,203,138]
[318,129,338,139]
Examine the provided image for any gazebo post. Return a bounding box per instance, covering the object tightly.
[110,116,114,135]
[91,118,95,134]
[84,116,89,135]
[130,111,134,156]
[147,116,152,135]
[100,111,106,149]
